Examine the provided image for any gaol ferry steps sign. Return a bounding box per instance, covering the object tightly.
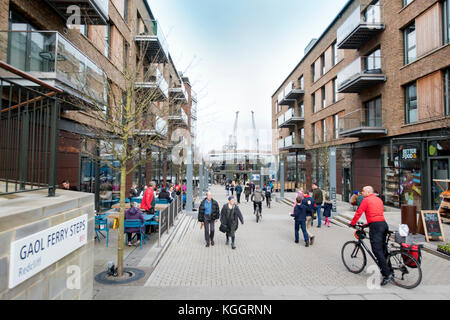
[9,214,88,289]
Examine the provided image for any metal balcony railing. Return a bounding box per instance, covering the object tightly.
[337,3,384,49]
[0,30,106,106]
[338,108,386,137]
[337,56,386,93]
[136,20,169,64]
[169,106,188,127]
[0,62,60,196]
[135,68,169,101]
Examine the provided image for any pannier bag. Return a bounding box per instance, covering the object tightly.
[401,243,422,268]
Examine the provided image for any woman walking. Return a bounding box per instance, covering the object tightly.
[220,196,244,249]
[244,183,251,202]
[323,195,333,227]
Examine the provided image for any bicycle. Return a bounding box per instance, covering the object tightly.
[254,202,262,223]
[341,223,422,289]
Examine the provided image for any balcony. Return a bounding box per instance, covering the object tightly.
[45,0,108,25]
[339,108,387,137]
[136,116,168,140]
[135,20,169,64]
[278,135,304,152]
[337,4,385,50]
[169,85,188,104]
[135,68,169,101]
[278,108,305,129]
[337,56,386,93]
[278,80,303,106]
[0,30,105,106]
[168,106,188,128]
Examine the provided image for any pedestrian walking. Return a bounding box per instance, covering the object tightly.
[304,196,316,245]
[225,183,230,196]
[220,196,244,249]
[244,183,251,202]
[350,186,393,286]
[291,195,310,247]
[230,182,235,196]
[312,183,323,228]
[235,182,243,204]
[323,195,333,227]
[198,192,220,247]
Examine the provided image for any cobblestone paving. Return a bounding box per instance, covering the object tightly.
[138,185,450,299]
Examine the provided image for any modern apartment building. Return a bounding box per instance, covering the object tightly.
[272,0,450,211]
[0,0,195,211]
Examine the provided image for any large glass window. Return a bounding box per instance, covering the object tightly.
[321,86,326,109]
[334,114,339,139]
[299,102,304,118]
[365,96,382,127]
[321,54,325,76]
[405,83,418,124]
[322,119,326,142]
[365,48,382,72]
[445,0,450,45]
[298,75,304,90]
[445,68,450,116]
[333,78,338,103]
[404,23,416,64]
[300,128,305,144]
[312,93,316,113]
[311,64,315,83]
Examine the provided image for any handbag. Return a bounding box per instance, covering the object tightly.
[219,224,228,233]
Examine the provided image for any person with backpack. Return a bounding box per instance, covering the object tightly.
[264,185,272,208]
[235,182,243,204]
[323,195,333,228]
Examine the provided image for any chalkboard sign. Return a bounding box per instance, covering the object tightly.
[418,211,446,242]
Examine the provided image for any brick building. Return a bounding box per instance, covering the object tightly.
[272,0,450,210]
[0,0,195,211]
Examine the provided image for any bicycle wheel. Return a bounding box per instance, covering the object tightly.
[341,241,367,274]
[256,210,260,223]
[388,250,422,289]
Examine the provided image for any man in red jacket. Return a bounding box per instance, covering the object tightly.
[350,186,393,286]
[141,182,156,214]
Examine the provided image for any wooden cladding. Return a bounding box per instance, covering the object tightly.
[417,70,444,121]
[416,2,443,57]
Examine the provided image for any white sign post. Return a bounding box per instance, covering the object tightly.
[9,214,88,289]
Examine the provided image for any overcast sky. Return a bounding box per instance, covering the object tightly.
[147,0,348,156]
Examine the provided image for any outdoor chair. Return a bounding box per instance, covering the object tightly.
[156,199,169,205]
[124,219,146,250]
[95,215,109,247]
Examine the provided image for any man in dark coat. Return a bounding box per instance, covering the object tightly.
[220,196,244,249]
[235,182,243,204]
[158,187,172,203]
[198,192,220,247]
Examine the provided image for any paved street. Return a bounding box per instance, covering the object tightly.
[93,185,450,300]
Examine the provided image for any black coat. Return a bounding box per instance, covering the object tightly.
[323,201,333,218]
[291,203,308,222]
[198,198,220,222]
[220,204,244,233]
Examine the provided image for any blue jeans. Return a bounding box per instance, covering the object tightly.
[295,221,309,243]
[316,205,322,227]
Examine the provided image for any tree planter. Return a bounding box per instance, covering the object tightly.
[437,246,450,256]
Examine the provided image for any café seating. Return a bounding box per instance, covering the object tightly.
[124,219,146,250]
[95,215,109,247]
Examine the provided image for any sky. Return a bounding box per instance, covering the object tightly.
[147,0,349,156]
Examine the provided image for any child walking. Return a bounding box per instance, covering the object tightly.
[291,195,310,247]
[323,195,333,227]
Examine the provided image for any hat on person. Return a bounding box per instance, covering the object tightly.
[354,191,359,195]
[228,196,234,201]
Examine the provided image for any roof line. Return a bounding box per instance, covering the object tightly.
[271,0,354,98]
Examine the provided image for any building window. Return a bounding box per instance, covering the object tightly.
[321,86,326,109]
[365,96,382,127]
[312,124,316,144]
[321,54,325,76]
[332,42,337,66]
[311,64,316,83]
[124,0,129,23]
[404,23,416,64]
[300,128,305,145]
[365,48,382,72]
[299,102,304,118]
[405,82,418,124]
[364,0,380,23]
[123,42,129,72]
[402,0,414,8]
[80,24,89,37]
[333,78,338,103]
[444,0,450,44]
[312,93,316,113]
[105,23,111,59]
[445,68,450,116]
[298,76,304,90]
[334,114,339,139]
[322,119,326,142]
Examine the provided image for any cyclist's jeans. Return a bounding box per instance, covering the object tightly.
[253,201,262,214]
[369,221,391,277]
[295,221,309,242]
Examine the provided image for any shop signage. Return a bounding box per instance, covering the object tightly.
[401,148,418,160]
[9,215,88,289]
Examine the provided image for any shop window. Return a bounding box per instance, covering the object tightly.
[403,23,416,64]
[404,82,417,124]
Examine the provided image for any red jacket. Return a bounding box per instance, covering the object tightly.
[350,194,385,225]
[141,187,154,211]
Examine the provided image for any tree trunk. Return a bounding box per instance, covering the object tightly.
[117,165,127,276]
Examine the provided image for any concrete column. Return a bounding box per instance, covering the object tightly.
[186,149,193,213]
[280,160,285,199]
[329,147,337,216]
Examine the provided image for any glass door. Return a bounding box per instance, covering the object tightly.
[431,158,450,210]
